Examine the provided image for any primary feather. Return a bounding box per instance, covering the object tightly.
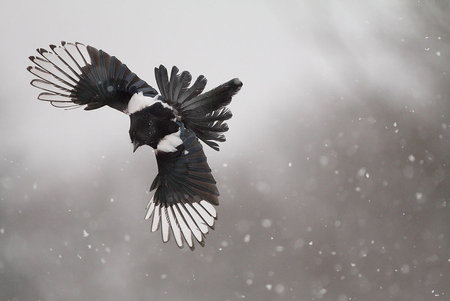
[28,41,157,111]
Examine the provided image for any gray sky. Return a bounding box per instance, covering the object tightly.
[0,1,449,300]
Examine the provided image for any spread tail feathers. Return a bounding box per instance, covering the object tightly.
[155,65,243,150]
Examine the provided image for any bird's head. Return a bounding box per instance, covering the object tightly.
[129,103,179,152]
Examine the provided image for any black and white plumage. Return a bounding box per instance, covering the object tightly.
[27,42,242,249]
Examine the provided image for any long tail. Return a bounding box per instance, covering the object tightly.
[181,78,243,150]
[154,65,243,150]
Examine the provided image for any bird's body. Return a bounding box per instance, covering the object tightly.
[128,95,181,151]
[27,42,242,249]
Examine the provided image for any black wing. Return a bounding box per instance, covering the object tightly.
[27,41,157,112]
[145,127,219,249]
[154,65,242,150]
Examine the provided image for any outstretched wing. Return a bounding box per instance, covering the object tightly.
[154,65,242,150]
[27,41,157,112]
[145,126,219,249]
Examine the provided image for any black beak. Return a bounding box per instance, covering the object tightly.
[133,141,141,153]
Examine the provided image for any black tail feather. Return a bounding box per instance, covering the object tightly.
[182,78,242,150]
[154,65,242,150]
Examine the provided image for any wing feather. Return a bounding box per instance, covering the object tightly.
[146,127,218,248]
[28,41,157,112]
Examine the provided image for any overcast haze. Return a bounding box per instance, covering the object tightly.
[0,1,449,300]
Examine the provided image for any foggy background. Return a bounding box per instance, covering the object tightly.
[0,1,448,300]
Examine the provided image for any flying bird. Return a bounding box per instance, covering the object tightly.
[27,41,242,249]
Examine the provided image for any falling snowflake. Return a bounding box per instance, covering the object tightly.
[261,219,272,228]
[275,284,285,294]
[243,234,251,243]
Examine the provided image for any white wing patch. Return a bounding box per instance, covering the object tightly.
[127,92,173,115]
[157,130,182,152]
[144,198,217,249]
[127,92,159,114]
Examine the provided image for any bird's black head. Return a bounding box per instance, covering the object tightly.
[129,103,179,151]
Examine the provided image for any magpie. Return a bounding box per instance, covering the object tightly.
[27,41,242,249]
